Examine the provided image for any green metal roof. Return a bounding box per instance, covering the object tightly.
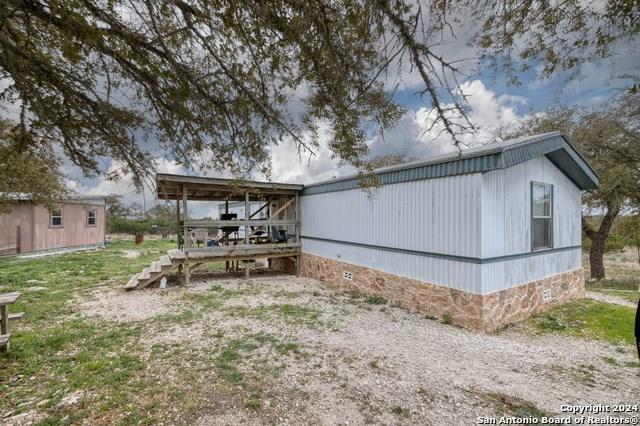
[302,132,599,195]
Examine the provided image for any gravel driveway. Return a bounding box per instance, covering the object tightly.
[82,273,640,425]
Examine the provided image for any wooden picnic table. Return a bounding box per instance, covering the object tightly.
[0,292,22,352]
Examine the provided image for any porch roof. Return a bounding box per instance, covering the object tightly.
[156,173,303,201]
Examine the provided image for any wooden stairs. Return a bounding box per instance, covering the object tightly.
[124,254,176,290]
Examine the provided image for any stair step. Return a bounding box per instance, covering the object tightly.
[149,261,161,273]
[139,268,151,280]
[124,274,140,289]
[159,255,172,266]
[8,312,24,321]
[0,334,10,345]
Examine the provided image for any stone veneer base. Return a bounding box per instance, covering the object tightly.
[300,253,584,332]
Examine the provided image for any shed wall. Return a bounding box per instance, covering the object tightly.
[32,203,106,252]
[0,204,34,254]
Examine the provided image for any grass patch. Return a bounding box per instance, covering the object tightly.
[245,390,262,410]
[441,312,452,325]
[391,405,409,417]
[365,295,387,305]
[524,299,635,345]
[224,303,322,327]
[479,392,548,418]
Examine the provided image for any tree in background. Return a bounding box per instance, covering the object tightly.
[618,215,640,265]
[509,94,640,279]
[106,196,177,239]
[1,0,637,206]
[0,119,67,212]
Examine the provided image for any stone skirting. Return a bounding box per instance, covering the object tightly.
[300,253,584,332]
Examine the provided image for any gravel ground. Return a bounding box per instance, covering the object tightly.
[80,274,640,425]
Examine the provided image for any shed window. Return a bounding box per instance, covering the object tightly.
[50,208,63,227]
[87,208,96,226]
[531,182,553,250]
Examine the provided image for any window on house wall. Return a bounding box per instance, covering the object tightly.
[50,207,63,227]
[532,182,553,250]
[87,208,97,226]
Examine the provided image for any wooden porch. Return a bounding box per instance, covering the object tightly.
[124,174,303,290]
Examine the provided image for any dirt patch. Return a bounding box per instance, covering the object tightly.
[121,250,141,259]
[586,291,637,308]
[78,288,180,322]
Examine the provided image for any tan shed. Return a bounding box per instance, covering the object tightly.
[0,195,106,256]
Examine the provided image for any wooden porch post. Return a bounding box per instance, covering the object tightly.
[176,197,180,249]
[245,191,250,279]
[15,226,21,255]
[295,192,300,277]
[182,184,190,285]
[225,198,229,272]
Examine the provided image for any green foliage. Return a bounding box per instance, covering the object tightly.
[2,0,636,193]
[582,234,626,253]
[106,196,178,236]
[616,215,640,263]
[0,120,67,212]
[470,0,639,90]
[108,217,150,236]
[365,295,387,305]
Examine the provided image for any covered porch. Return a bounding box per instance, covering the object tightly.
[156,173,303,285]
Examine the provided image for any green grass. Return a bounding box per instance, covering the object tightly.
[365,295,387,305]
[0,238,183,423]
[524,299,635,345]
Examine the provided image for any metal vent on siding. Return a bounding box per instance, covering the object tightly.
[343,271,353,280]
[543,289,552,302]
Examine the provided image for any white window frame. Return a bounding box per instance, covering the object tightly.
[50,207,63,227]
[87,208,97,227]
[531,181,553,251]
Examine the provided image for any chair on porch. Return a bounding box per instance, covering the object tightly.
[271,226,288,243]
[189,228,210,247]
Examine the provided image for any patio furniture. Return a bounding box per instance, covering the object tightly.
[189,228,209,247]
[0,292,23,352]
[271,226,288,243]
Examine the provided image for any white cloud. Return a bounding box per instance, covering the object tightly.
[67,79,529,215]
[263,122,357,184]
[67,158,186,207]
[367,79,528,161]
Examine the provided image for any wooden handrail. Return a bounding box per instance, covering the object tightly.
[183,219,298,227]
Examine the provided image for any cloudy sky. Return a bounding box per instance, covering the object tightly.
[62,22,638,218]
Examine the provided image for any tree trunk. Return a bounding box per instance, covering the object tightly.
[582,203,620,280]
[589,236,606,280]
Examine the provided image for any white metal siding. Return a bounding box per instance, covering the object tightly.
[480,156,582,258]
[302,238,482,293]
[301,173,482,257]
[300,157,583,294]
[481,249,581,293]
